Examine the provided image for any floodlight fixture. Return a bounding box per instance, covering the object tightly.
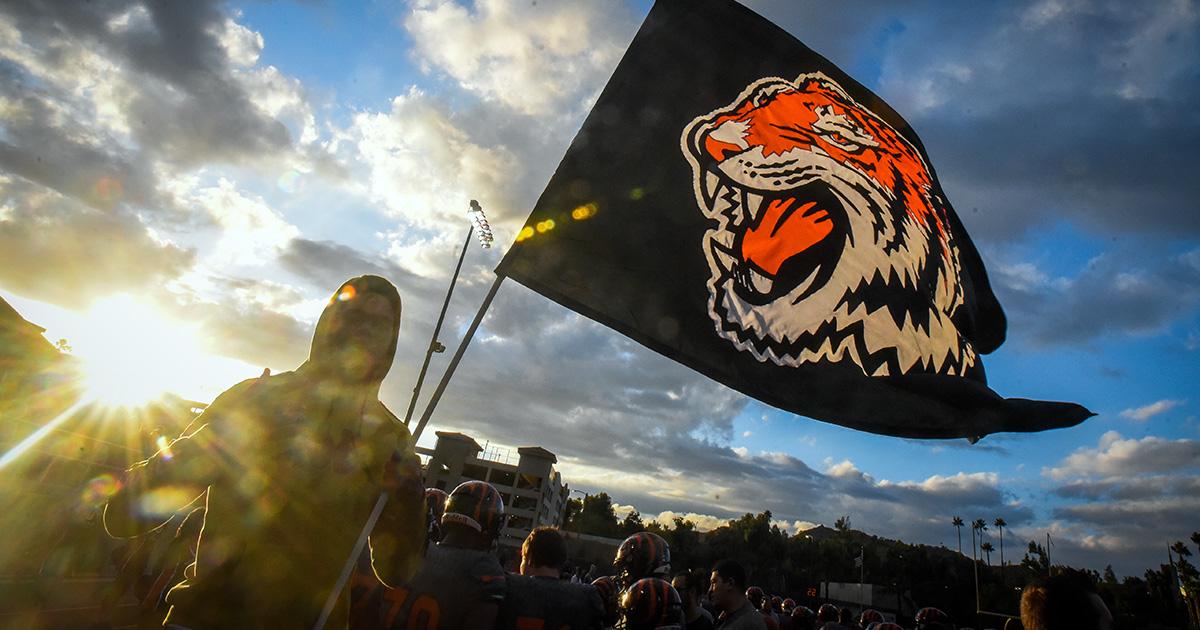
[468,200,494,248]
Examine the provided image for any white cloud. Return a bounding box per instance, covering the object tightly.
[1045,431,1200,479]
[190,178,299,266]
[404,0,636,116]
[215,16,265,68]
[742,430,753,438]
[347,88,521,236]
[649,510,729,532]
[826,458,870,481]
[1120,398,1185,422]
[882,471,1001,493]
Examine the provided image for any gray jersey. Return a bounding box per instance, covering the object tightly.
[352,543,506,630]
[716,601,769,630]
[499,574,606,630]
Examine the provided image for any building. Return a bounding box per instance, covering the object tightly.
[417,431,571,556]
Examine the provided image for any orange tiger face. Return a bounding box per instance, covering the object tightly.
[681,73,975,377]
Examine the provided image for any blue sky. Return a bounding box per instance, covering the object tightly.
[1,0,1197,577]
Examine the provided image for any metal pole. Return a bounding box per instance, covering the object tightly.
[1046,533,1052,576]
[973,527,981,615]
[412,274,504,442]
[403,227,475,426]
[313,492,388,630]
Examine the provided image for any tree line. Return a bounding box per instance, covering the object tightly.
[563,492,1197,629]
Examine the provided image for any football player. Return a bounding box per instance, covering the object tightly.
[499,526,606,630]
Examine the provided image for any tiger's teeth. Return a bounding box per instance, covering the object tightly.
[702,171,722,207]
[710,239,737,274]
[749,266,773,294]
[710,230,735,251]
[744,191,766,224]
[788,268,821,304]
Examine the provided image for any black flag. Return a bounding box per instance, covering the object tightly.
[497,0,1092,440]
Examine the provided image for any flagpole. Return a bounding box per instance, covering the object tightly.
[412,274,505,442]
[316,205,497,630]
[313,275,504,630]
[403,226,475,426]
[859,546,864,607]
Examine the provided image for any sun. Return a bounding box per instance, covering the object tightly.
[73,294,207,407]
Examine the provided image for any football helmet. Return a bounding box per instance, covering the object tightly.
[441,480,506,540]
[613,532,671,589]
[620,577,683,630]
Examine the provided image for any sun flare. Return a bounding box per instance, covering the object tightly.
[73,294,207,407]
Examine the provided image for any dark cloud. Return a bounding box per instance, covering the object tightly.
[189,302,310,374]
[993,249,1200,346]
[0,0,324,313]
[0,0,291,166]
[278,238,434,301]
[1040,432,1200,575]
[0,66,178,219]
[0,177,194,309]
[1053,474,1200,502]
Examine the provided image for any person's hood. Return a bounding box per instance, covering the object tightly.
[305,275,402,385]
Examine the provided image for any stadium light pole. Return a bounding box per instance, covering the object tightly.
[402,200,493,428]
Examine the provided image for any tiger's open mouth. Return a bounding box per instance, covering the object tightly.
[701,172,849,306]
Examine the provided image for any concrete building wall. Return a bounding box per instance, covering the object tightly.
[417,432,571,557]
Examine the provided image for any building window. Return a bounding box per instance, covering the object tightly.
[508,515,533,530]
[490,470,516,487]
[512,495,538,511]
[462,463,489,482]
[516,473,542,491]
[434,479,446,491]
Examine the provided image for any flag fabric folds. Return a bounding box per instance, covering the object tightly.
[496,0,1092,440]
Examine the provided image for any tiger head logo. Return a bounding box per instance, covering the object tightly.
[681,73,976,377]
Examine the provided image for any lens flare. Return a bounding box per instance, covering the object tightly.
[277,170,303,193]
[81,473,124,510]
[138,485,204,520]
[337,285,357,302]
[572,203,599,220]
[156,434,174,460]
[93,176,124,206]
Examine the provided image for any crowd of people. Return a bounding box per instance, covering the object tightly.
[342,477,1113,630]
[81,276,1114,629]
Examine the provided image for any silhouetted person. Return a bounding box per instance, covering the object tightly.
[1020,574,1113,630]
[105,275,425,628]
[709,559,766,629]
[674,569,715,630]
[499,526,605,629]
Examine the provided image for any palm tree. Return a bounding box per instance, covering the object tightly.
[952,517,964,556]
[971,519,987,563]
[994,517,1007,569]
[981,541,994,565]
